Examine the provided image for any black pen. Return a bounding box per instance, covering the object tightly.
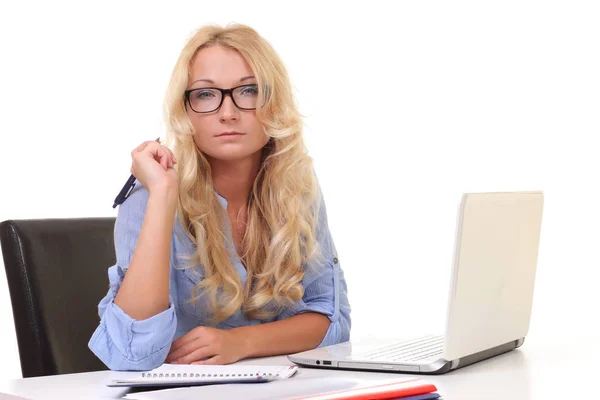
[112,137,160,208]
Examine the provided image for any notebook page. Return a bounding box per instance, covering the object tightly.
[109,364,298,386]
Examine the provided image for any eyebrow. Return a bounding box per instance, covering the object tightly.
[190,76,256,85]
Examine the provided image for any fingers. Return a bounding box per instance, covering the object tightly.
[169,328,202,354]
[192,355,224,365]
[159,151,169,170]
[167,330,207,362]
[173,345,216,365]
[132,140,155,155]
[165,327,234,365]
[166,336,215,364]
[155,146,176,169]
[131,141,177,170]
[166,148,177,166]
[166,339,196,363]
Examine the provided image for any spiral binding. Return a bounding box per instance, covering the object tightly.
[141,371,280,379]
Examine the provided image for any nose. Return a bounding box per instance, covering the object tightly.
[218,93,239,122]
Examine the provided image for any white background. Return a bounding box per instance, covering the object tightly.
[0,0,598,380]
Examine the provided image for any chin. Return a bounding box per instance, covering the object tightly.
[204,146,263,162]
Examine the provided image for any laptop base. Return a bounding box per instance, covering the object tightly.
[288,338,524,375]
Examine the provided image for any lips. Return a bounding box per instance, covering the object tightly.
[216,131,244,137]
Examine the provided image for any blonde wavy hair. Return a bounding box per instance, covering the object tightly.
[163,24,323,324]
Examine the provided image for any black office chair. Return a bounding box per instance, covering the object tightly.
[0,218,115,377]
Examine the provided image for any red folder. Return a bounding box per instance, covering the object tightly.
[295,378,438,400]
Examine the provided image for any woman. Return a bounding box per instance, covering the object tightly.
[88,23,351,371]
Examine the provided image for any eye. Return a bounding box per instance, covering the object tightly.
[193,89,218,100]
[239,85,259,96]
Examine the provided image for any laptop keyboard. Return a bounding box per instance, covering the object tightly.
[356,335,444,362]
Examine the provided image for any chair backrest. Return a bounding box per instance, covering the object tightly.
[0,218,115,377]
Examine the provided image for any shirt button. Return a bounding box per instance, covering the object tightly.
[333,257,339,264]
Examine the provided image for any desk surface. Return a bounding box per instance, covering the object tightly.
[0,335,597,400]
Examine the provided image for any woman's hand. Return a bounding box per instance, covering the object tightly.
[165,326,249,365]
[130,140,178,194]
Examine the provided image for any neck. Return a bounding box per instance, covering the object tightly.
[207,152,263,209]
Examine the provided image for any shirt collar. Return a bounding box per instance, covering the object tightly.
[215,192,228,208]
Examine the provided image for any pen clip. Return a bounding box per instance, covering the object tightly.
[124,182,136,199]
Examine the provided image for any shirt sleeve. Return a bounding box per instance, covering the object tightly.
[276,188,351,346]
[88,182,177,371]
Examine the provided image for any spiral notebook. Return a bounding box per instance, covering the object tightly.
[108,364,298,387]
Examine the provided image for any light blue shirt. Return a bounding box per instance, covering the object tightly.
[88,182,351,371]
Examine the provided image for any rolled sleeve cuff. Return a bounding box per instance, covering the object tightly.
[279,298,350,348]
[319,318,350,347]
[300,300,350,347]
[88,300,177,371]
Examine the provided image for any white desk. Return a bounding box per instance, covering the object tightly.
[0,335,597,400]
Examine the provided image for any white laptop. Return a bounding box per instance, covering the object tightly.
[289,191,544,374]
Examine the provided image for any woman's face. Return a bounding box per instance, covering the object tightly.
[186,45,269,162]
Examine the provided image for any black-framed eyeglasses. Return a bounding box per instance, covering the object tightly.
[184,84,259,114]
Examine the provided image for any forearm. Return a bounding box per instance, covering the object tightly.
[233,313,330,358]
[114,188,178,320]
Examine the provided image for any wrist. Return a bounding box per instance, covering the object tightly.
[148,184,179,203]
[231,326,253,359]
[146,187,179,223]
